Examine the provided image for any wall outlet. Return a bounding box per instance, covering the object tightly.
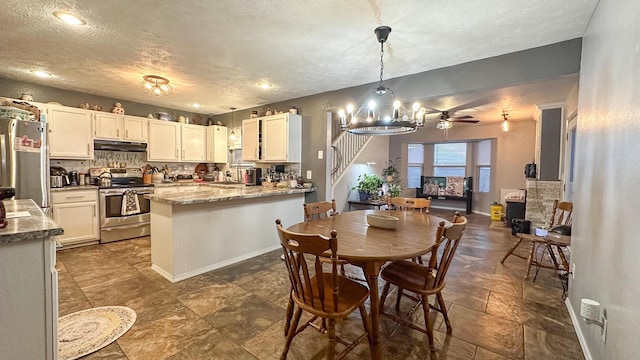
[572,263,576,279]
[318,150,323,159]
[306,170,312,179]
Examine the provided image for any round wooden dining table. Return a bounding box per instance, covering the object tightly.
[286,209,448,360]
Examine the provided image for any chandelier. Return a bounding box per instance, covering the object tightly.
[339,26,425,135]
[141,75,172,96]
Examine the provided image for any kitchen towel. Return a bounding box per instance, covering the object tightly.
[121,190,140,216]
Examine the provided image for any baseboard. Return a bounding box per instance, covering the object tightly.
[430,205,465,211]
[566,297,593,360]
[474,211,490,216]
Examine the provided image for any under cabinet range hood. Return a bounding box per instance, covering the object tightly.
[94,140,147,152]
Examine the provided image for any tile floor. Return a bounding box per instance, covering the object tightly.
[56,209,585,359]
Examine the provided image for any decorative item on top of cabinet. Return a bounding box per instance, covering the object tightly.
[111,102,125,114]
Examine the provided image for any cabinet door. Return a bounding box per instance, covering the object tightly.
[262,115,288,161]
[94,113,123,140]
[242,118,259,161]
[206,125,228,163]
[52,202,99,246]
[181,124,206,161]
[123,116,148,142]
[48,107,93,159]
[148,120,180,161]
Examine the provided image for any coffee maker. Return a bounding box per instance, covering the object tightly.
[245,168,263,186]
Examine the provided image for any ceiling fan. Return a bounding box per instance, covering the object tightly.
[435,110,479,130]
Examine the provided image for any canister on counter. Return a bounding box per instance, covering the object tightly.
[79,173,86,185]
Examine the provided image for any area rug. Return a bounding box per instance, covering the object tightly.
[58,306,136,360]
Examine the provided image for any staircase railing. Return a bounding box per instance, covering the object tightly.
[331,131,371,184]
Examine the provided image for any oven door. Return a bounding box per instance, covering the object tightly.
[99,188,152,228]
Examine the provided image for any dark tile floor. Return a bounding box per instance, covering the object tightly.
[56,209,585,359]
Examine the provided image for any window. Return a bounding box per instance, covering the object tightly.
[476,140,491,193]
[407,144,424,188]
[433,143,466,177]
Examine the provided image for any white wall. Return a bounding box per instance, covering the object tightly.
[331,136,389,213]
[569,0,640,359]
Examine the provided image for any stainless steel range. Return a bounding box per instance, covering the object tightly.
[90,167,154,243]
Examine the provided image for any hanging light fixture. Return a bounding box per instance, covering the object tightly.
[339,26,425,136]
[436,112,453,130]
[141,75,172,96]
[501,111,509,132]
[229,107,237,141]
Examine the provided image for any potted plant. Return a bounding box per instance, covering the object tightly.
[382,158,401,183]
[387,182,401,198]
[353,174,383,201]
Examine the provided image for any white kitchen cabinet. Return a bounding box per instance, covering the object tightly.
[242,118,260,161]
[123,115,148,142]
[95,114,148,143]
[181,124,206,162]
[47,106,94,159]
[206,125,228,163]
[148,119,181,161]
[51,190,99,247]
[94,112,123,140]
[262,113,301,162]
[242,113,301,163]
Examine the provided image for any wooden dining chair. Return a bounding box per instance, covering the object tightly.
[388,196,432,213]
[304,199,338,220]
[379,213,467,352]
[275,219,372,360]
[501,200,573,279]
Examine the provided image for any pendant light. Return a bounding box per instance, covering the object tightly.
[501,111,509,132]
[229,107,237,141]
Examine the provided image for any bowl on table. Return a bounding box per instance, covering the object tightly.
[366,214,399,230]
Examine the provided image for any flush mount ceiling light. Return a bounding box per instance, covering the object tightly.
[339,26,425,136]
[52,11,86,25]
[141,75,172,96]
[258,82,272,89]
[501,111,510,132]
[191,103,202,108]
[32,70,52,78]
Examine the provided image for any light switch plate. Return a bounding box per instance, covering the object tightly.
[318,150,323,159]
[306,170,312,179]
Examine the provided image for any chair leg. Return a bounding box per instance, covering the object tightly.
[395,289,404,311]
[327,318,336,360]
[358,304,374,354]
[340,264,346,277]
[501,237,522,263]
[281,307,303,360]
[284,293,294,336]
[421,294,435,352]
[525,241,536,280]
[379,282,392,313]
[436,292,452,334]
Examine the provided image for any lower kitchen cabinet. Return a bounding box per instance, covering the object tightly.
[51,190,99,247]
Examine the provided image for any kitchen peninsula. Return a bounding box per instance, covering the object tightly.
[145,184,314,282]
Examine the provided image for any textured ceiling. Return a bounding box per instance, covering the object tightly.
[0,0,598,115]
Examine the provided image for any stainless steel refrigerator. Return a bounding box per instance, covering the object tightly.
[0,116,49,213]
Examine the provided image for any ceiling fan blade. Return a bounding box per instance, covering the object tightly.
[450,119,480,123]
[452,115,474,120]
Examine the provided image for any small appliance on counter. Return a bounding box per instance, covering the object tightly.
[50,166,69,187]
[0,187,16,228]
[245,168,263,186]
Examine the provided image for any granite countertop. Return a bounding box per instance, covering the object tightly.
[145,186,315,205]
[153,181,244,188]
[0,199,63,244]
[51,185,99,192]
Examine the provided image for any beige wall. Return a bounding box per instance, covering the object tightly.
[389,120,536,213]
[569,0,640,359]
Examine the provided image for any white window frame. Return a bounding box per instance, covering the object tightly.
[433,142,467,177]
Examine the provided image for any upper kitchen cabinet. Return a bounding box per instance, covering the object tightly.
[47,105,93,159]
[148,119,180,161]
[181,124,206,162]
[94,114,148,142]
[262,113,301,162]
[123,116,148,142]
[94,112,122,140]
[242,118,260,162]
[206,125,228,163]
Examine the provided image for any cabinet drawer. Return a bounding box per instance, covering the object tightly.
[51,190,98,204]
